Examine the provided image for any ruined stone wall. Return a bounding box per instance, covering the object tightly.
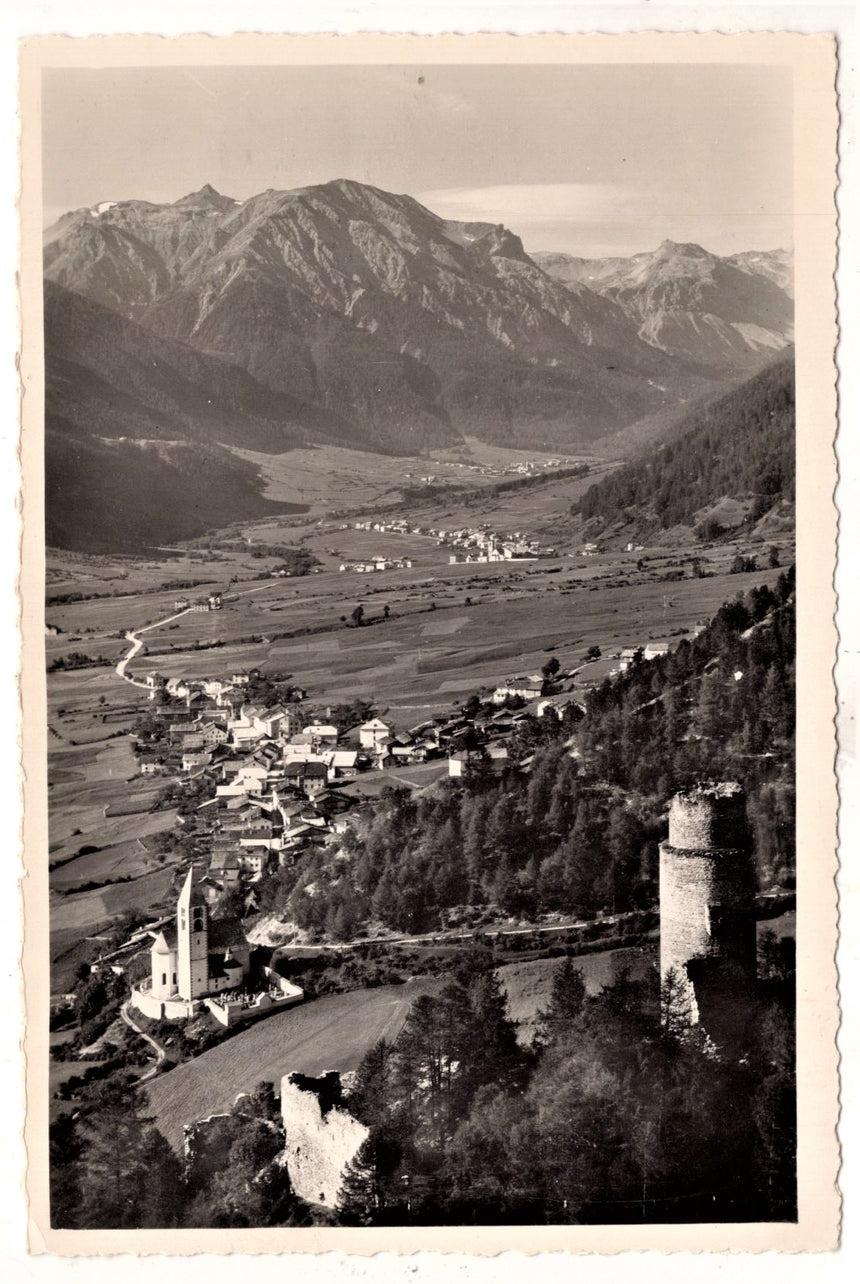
[281,1071,369,1209]
[659,783,756,1028]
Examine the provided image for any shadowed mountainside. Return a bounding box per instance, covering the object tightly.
[573,354,795,544]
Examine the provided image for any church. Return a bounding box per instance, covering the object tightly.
[147,867,251,1007]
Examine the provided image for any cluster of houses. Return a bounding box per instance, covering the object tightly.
[443,525,546,563]
[345,516,550,566]
[403,456,570,482]
[173,592,223,612]
[353,519,414,534]
[339,555,413,574]
[133,626,671,913]
[618,642,670,672]
[135,676,457,894]
[133,657,596,907]
[580,541,645,557]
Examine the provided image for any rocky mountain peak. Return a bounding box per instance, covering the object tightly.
[537,238,794,368]
[173,184,237,211]
[657,239,712,257]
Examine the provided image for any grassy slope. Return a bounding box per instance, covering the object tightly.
[145,979,440,1153]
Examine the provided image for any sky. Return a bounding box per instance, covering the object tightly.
[41,63,793,258]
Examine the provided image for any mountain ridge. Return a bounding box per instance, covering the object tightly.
[42,179,796,552]
[44,179,767,450]
[533,242,793,370]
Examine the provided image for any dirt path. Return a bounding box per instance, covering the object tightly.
[116,607,194,687]
[120,1001,167,1082]
[266,910,641,961]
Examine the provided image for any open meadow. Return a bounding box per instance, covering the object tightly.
[112,557,786,726]
[229,437,594,514]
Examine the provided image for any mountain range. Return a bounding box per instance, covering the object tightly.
[532,242,792,369]
[42,178,794,550]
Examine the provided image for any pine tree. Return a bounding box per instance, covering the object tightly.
[536,957,587,1047]
[49,1113,85,1229]
[76,1081,185,1228]
[337,1129,402,1225]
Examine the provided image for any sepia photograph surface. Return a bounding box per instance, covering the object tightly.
[19,30,839,1255]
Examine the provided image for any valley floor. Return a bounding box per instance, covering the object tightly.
[44,490,793,996]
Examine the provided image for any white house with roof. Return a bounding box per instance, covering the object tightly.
[251,706,295,739]
[231,725,265,749]
[302,723,339,748]
[491,682,542,704]
[216,762,271,798]
[358,718,391,750]
[202,679,234,705]
[197,720,229,748]
[324,749,359,781]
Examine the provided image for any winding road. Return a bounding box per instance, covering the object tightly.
[114,578,283,689]
[116,607,194,687]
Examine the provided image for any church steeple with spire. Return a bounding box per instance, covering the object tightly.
[177,866,210,999]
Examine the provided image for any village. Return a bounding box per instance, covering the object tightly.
[29,38,817,1239]
[338,517,552,571]
[127,652,598,926]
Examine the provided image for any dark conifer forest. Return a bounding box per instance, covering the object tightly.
[336,947,795,1226]
[575,356,795,535]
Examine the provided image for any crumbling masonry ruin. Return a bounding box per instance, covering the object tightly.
[659,782,757,1047]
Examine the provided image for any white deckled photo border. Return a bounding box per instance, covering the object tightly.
[10,21,842,1265]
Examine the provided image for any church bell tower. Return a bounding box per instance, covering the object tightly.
[177,867,210,1000]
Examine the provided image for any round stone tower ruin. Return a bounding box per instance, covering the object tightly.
[659,782,757,1044]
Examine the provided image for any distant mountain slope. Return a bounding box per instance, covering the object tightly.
[573,355,795,540]
[726,248,794,298]
[43,180,739,449]
[534,241,793,370]
[45,426,300,554]
[44,279,384,453]
[44,281,327,551]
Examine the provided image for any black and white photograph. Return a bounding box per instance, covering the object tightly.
[18,30,839,1253]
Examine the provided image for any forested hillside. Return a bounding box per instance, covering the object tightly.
[45,429,301,553]
[574,356,794,537]
[257,568,795,939]
[51,945,795,1227]
[334,946,794,1225]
